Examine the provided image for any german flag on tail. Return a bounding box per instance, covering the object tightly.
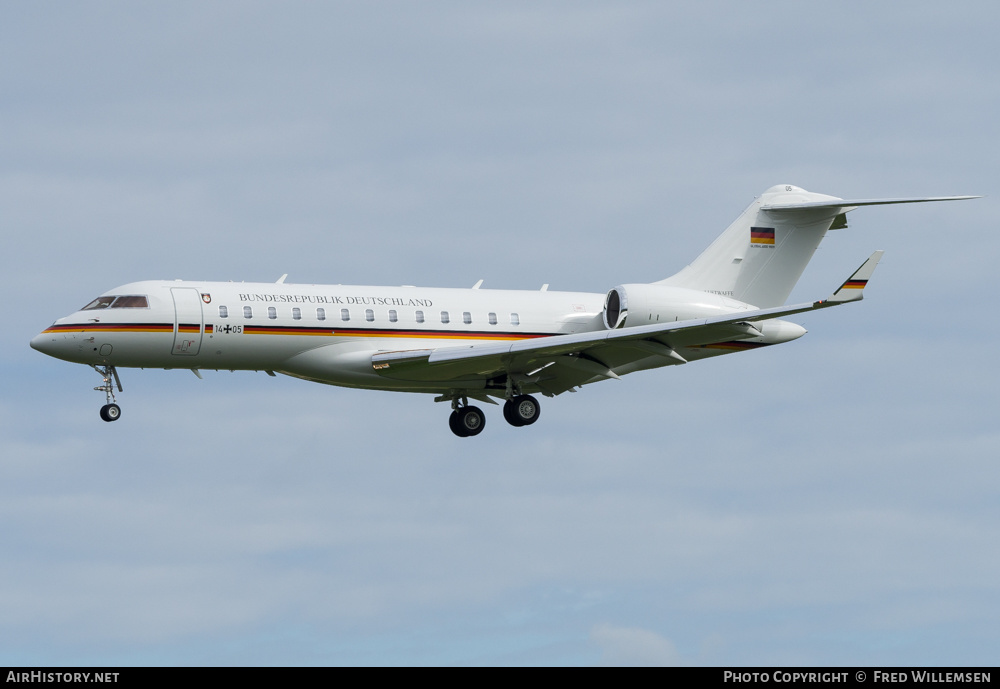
[750,227,775,246]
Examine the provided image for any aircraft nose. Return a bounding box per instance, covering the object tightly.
[30,330,60,357]
[31,326,90,363]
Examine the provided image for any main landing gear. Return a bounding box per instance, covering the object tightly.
[503,395,540,427]
[92,364,123,423]
[446,393,541,437]
[449,398,486,437]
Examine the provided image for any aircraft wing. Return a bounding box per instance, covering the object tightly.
[371,252,884,397]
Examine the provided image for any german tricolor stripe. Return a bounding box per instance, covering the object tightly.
[750,227,775,245]
[42,323,175,334]
[41,323,549,341]
[42,323,215,334]
[839,279,868,290]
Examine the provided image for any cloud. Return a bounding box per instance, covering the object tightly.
[591,624,686,666]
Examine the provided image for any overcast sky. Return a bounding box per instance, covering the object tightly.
[2,1,998,666]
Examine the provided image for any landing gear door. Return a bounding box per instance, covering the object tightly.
[171,287,204,356]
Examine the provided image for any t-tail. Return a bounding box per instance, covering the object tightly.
[657,185,977,307]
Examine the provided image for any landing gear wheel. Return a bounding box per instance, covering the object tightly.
[503,399,522,426]
[450,406,485,437]
[449,410,465,437]
[504,395,540,427]
[100,403,121,422]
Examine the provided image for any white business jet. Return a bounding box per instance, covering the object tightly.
[31,185,975,436]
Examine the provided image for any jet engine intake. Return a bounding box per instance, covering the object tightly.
[603,283,754,330]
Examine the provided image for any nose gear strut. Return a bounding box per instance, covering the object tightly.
[92,364,123,422]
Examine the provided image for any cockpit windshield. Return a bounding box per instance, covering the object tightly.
[111,296,149,308]
[81,295,149,310]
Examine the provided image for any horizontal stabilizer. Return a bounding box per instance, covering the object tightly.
[761,196,979,211]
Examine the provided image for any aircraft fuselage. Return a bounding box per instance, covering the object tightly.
[31,279,779,394]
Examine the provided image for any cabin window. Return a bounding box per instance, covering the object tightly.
[292,307,301,320]
[463,311,472,325]
[388,309,398,323]
[415,310,424,324]
[488,312,497,325]
[81,296,116,310]
[341,308,350,321]
[317,307,326,321]
[267,306,277,320]
[219,306,229,319]
[441,311,450,324]
[244,306,253,319]
[510,312,520,326]
[110,296,149,308]
[365,309,374,322]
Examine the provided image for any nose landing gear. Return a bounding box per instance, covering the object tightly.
[92,364,123,423]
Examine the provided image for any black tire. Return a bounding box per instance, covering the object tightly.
[99,404,121,422]
[449,410,468,437]
[512,395,540,426]
[503,399,524,427]
[457,406,485,436]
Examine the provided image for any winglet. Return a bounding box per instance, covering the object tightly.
[823,250,884,304]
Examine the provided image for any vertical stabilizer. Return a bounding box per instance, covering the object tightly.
[657,186,977,308]
[656,185,844,307]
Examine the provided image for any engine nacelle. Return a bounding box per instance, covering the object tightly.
[603,283,754,329]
